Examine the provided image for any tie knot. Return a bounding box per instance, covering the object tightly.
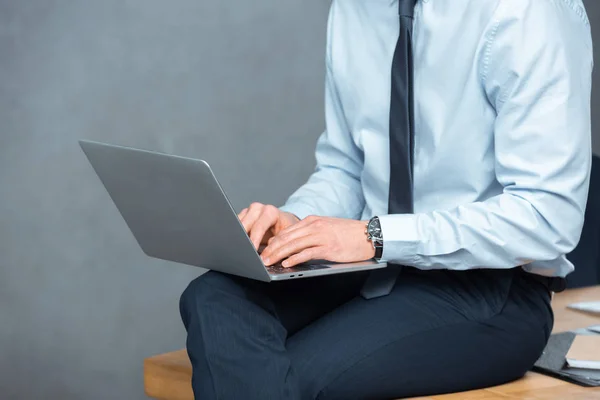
[398,0,416,18]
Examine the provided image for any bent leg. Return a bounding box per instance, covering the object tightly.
[179,271,367,400]
[288,268,553,399]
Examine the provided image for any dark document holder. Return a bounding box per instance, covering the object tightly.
[533,331,600,387]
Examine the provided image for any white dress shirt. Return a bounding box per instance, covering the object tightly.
[280,0,594,278]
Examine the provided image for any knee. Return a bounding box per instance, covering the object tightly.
[179,271,236,316]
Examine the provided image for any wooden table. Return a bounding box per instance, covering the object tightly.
[144,286,600,400]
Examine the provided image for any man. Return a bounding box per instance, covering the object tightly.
[180,0,593,399]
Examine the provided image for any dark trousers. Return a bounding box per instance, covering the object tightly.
[179,267,553,400]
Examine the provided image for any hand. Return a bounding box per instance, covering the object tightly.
[238,203,300,249]
[260,216,376,268]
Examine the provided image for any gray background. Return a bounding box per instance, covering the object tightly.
[0,1,598,399]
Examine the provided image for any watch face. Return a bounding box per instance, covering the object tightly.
[368,217,383,241]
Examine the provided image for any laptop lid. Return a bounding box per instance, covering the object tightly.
[79,140,271,282]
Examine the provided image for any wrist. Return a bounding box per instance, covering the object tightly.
[361,221,377,259]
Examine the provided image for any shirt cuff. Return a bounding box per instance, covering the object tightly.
[378,213,421,264]
[279,202,317,221]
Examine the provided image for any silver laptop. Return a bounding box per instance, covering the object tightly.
[79,140,386,281]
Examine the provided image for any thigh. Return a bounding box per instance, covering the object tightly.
[267,271,369,335]
[183,270,368,336]
[288,268,552,400]
[268,272,368,336]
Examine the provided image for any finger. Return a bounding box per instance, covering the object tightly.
[249,217,276,250]
[264,216,326,258]
[261,223,315,260]
[249,205,281,249]
[282,247,324,268]
[239,204,262,233]
[262,234,321,266]
[237,208,248,220]
[277,215,318,236]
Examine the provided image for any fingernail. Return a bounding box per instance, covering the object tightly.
[282,261,288,268]
[263,257,270,265]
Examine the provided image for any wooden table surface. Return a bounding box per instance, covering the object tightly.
[144,286,600,400]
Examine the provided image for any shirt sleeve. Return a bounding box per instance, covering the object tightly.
[378,0,594,273]
[280,6,365,221]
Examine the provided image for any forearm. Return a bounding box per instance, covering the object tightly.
[281,15,365,221]
[379,186,587,271]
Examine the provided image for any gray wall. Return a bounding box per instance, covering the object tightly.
[0,1,599,399]
[0,1,329,399]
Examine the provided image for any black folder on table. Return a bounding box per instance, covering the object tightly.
[533,331,600,387]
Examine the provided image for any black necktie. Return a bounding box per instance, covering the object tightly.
[361,0,417,300]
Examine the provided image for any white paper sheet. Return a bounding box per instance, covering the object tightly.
[568,301,600,315]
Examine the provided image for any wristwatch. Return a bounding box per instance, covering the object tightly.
[366,216,384,261]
